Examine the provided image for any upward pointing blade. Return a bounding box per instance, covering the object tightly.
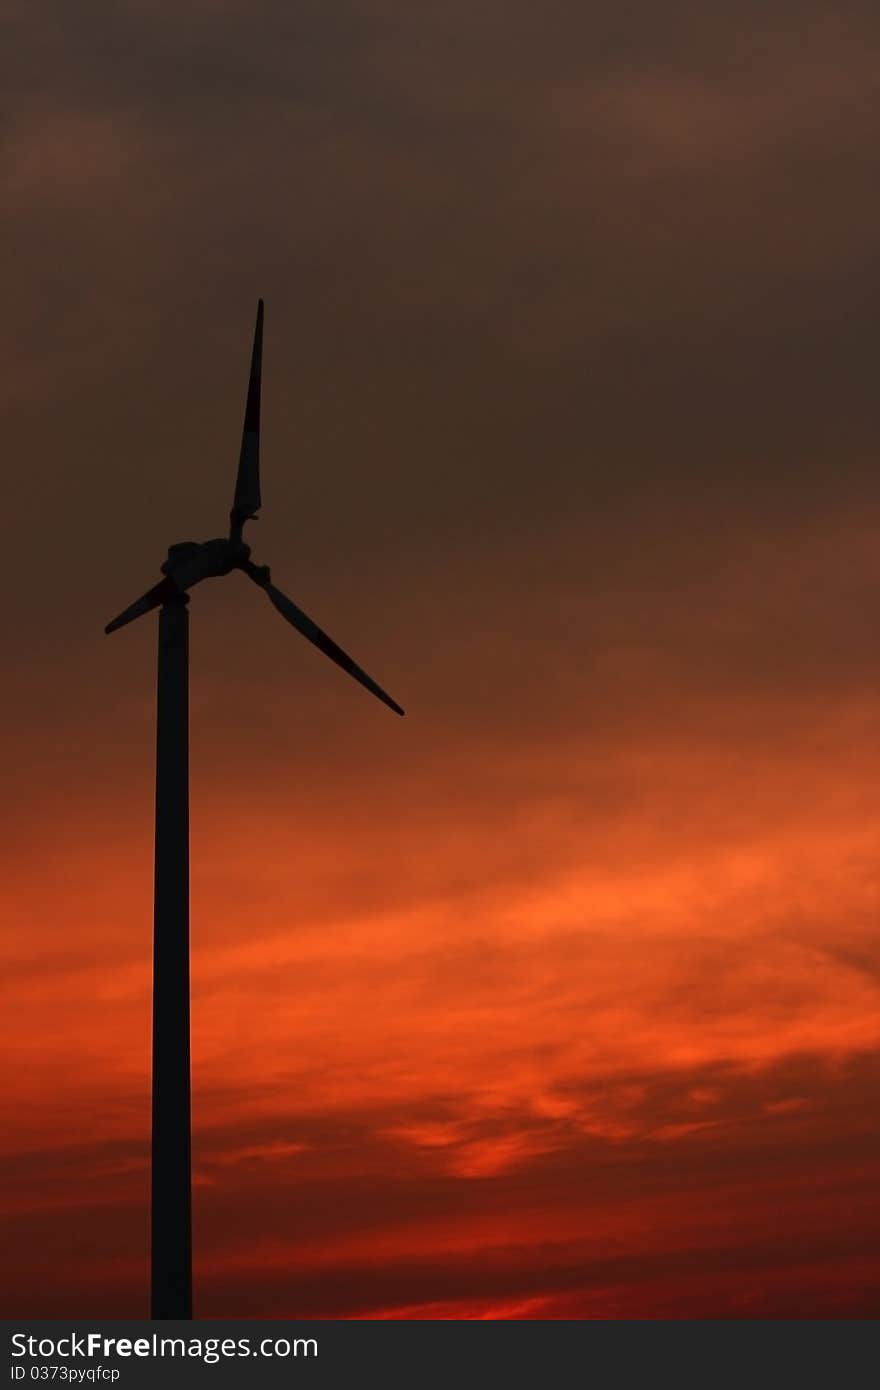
[231,299,263,524]
[243,563,405,716]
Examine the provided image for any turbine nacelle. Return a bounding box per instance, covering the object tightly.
[161,537,252,591]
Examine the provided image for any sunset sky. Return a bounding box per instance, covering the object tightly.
[3,0,880,1318]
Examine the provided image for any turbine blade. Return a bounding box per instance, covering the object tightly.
[104,577,177,634]
[244,566,404,716]
[231,299,263,523]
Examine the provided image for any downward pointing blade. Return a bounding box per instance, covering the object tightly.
[244,567,404,715]
[231,299,263,523]
[105,577,178,634]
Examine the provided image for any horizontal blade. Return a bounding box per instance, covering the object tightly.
[244,566,404,715]
[104,577,177,634]
[231,299,263,523]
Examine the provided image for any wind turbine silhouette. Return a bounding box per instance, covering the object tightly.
[105,300,404,1320]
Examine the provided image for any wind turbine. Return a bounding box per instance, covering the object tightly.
[105,300,404,1320]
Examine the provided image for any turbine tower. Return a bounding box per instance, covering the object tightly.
[105,301,404,1320]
